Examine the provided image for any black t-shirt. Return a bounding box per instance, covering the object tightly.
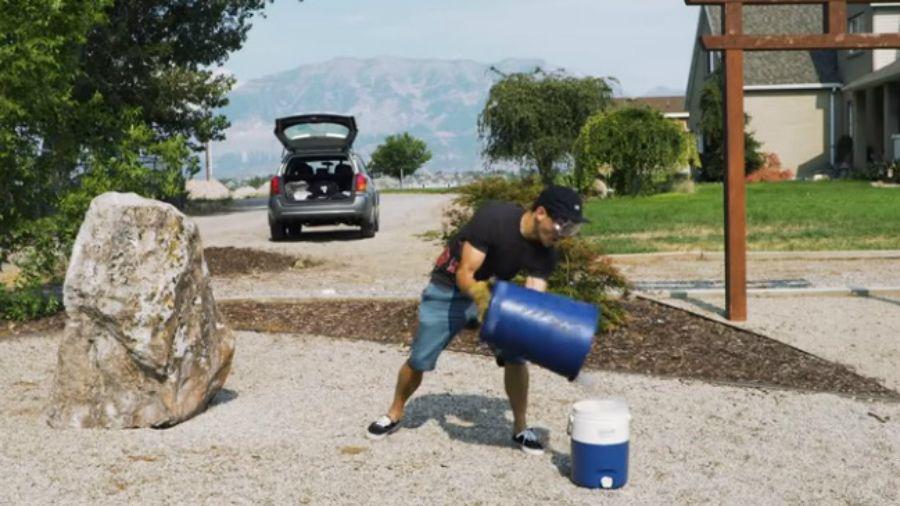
[431,201,557,288]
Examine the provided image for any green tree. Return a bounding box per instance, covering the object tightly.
[478,71,613,184]
[698,69,764,182]
[575,107,687,196]
[244,175,271,189]
[0,0,108,266]
[369,133,432,185]
[71,1,287,147]
[1,0,295,318]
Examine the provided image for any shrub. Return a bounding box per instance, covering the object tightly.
[0,284,62,322]
[544,238,629,330]
[851,161,900,182]
[440,176,544,243]
[443,177,630,330]
[746,153,794,183]
[574,107,686,196]
[835,135,853,166]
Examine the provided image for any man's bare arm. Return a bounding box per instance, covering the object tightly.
[456,241,487,294]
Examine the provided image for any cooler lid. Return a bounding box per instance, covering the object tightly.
[572,398,630,420]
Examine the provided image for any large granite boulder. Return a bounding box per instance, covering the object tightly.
[47,192,234,428]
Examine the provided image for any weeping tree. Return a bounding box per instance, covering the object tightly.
[478,70,614,185]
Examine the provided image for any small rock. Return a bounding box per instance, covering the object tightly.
[186,179,231,201]
[340,446,368,455]
[231,186,260,200]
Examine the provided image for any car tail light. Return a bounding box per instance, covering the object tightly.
[355,173,367,193]
[270,176,280,196]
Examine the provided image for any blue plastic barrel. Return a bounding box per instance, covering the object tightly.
[479,281,599,380]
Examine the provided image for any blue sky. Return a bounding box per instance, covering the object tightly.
[224,0,702,97]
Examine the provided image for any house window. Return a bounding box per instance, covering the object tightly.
[848,14,865,56]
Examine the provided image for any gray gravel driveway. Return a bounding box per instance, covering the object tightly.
[1,331,898,504]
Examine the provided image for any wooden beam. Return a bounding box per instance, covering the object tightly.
[826,0,847,35]
[686,0,880,5]
[701,33,900,50]
[725,2,743,36]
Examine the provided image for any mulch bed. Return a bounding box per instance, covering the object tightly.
[203,247,320,276]
[219,298,898,400]
[4,271,895,399]
[1,312,67,342]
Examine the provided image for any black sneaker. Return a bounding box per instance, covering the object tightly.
[366,415,400,440]
[512,428,544,455]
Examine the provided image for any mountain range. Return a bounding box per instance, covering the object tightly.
[211,57,642,179]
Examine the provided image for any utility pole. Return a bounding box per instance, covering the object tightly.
[205,142,212,181]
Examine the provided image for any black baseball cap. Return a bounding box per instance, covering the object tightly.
[534,185,589,223]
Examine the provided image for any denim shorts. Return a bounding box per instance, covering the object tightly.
[407,281,526,372]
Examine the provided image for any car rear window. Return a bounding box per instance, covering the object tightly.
[283,123,350,140]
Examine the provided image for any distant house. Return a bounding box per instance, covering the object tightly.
[685,3,900,178]
[613,96,690,131]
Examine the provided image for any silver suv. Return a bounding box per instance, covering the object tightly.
[268,114,380,240]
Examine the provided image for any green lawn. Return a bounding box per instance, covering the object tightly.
[380,187,459,194]
[582,181,900,254]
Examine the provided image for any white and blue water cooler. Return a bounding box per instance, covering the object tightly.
[567,398,631,489]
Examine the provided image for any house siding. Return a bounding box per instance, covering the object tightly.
[685,3,898,177]
[745,90,837,177]
[839,7,874,83]
[686,7,713,135]
[874,9,900,71]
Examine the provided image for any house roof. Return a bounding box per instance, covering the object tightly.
[705,5,841,86]
[845,59,900,91]
[613,96,687,115]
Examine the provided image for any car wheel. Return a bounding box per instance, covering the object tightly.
[270,220,286,241]
[360,211,376,238]
[360,221,376,238]
[287,223,303,240]
[374,212,380,232]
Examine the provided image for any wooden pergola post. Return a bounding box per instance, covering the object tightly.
[685,0,900,321]
[723,2,746,321]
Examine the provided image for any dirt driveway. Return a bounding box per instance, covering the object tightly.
[193,193,455,300]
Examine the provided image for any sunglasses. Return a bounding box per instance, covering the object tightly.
[552,219,582,238]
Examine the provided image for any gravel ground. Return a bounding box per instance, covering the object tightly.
[1,331,898,505]
[5,195,898,503]
[613,251,900,289]
[655,294,900,393]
